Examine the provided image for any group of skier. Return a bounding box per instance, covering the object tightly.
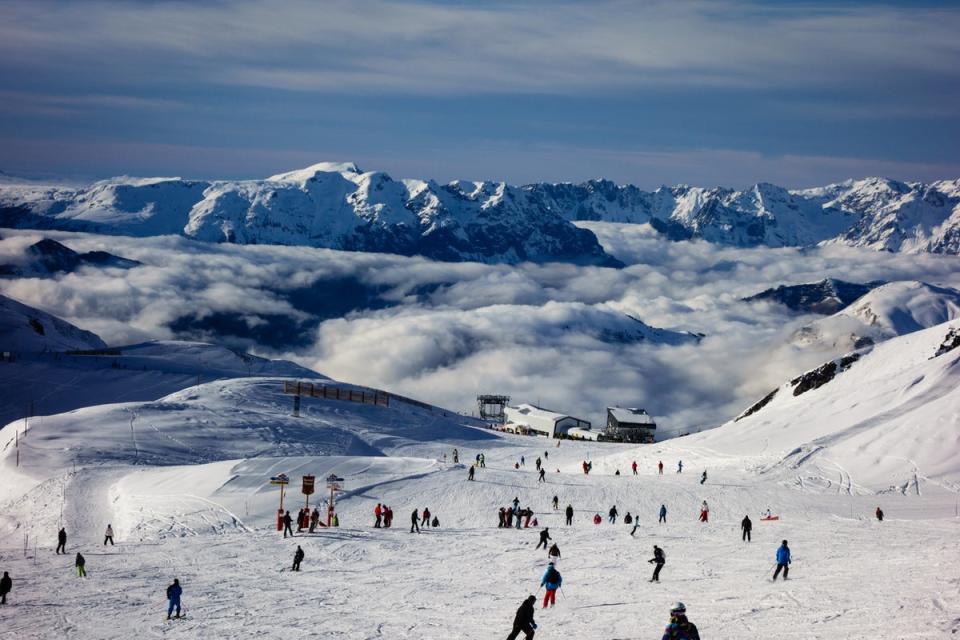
[373,503,395,528]
[410,507,439,532]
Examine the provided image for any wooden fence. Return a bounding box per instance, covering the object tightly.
[282,380,390,407]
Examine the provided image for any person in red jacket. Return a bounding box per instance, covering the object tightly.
[374,503,383,528]
[593,514,602,525]
[632,461,638,475]
[658,461,664,475]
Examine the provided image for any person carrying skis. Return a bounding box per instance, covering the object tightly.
[741,515,752,542]
[677,461,683,474]
[410,509,420,533]
[506,595,537,640]
[875,506,884,521]
[283,511,294,538]
[648,545,665,582]
[548,543,561,561]
[468,465,475,481]
[538,468,546,483]
[104,524,114,546]
[608,506,618,524]
[659,504,667,523]
[540,562,562,608]
[658,460,664,475]
[166,578,183,620]
[552,495,559,510]
[699,501,709,523]
[661,602,700,639]
[700,470,707,485]
[773,540,791,580]
[632,460,638,475]
[565,504,574,526]
[0,571,10,605]
[75,552,86,578]
[56,528,66,554]
[421,507,431,527]
[535,528,551,550]
[292,545,304,571]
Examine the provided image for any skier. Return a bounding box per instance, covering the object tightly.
[332,514,340,527]
[310,507,320,532]
[699,501,709,523]
[659,504,667,523]
[608,505,618,524]
[166,578,183,620]
[292,545,304,571]
[374,503,383,528]
[410,509,420,533]
[535,457,541,471]
[104,524,114,546]
[677,461,683,474]
[544,451,548,460]
[283,510,294,538]
[773,540,791,580]
[700,470,707,485]
[582,461,589,475]
[56,528,66,554]
[421,507,431,527]
[468,465,475,481]
[660,602,700,640]
[384,506,393,528]
[521,456,525,467]
[297,508,305,532]
[876,507,884,522]
[506,595,537,640]
[632,461,638,475]
[548,543,561,561]
[630,518,640,536]
[658,460,664,475]
[538,468,546,483]
[741,515,752,542]
[648,545,665,582]
[498,507,506,528]
[431,516,439,528]
[565,504,574,526]
[453,448,459,464]
[75,552,86,578]
[535,528,551,550]
[540,562,562,608]
[480,453,485,468]
[552,495,559,510]
[624,512,633,524]
[0,571,10,605]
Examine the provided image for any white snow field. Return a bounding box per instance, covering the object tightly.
[1,323,959,638]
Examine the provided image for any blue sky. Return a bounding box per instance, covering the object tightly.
[1,0,958,187]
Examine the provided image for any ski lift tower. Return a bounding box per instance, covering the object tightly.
[477,395,510,424]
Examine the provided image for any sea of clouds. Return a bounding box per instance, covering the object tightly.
[2,223,958,434]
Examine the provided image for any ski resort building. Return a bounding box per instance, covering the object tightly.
[503,403,591,439]
[603,407,656,443]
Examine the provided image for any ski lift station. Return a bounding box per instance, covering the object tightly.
[604,407,657,443]
[503,403,592,439]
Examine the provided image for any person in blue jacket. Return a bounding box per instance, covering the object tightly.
[166,578,183,619]
[540,562,562,608]
[661,602,700,639]
[773,540,791,580]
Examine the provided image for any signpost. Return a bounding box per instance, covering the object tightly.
[326,474,344,527]
[302,474,315,510]
[270,474,289,531]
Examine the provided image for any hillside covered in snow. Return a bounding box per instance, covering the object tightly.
[1,166,959,262]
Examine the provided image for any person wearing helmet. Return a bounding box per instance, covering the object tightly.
[773,540,791,580]
[540,562,562,608]
[661,602,700,640]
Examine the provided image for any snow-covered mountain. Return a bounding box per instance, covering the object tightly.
[2,166,958,261]
[0,292,106,352]
[743,278,884,314]
[791,281,960,350]
[0,237,139,277]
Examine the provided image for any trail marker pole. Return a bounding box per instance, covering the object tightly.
[326,475,344,527]
[270,474,290,529]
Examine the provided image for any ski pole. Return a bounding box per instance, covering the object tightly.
[560,587,566,600]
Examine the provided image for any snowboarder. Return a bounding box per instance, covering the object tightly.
[648,545,665,582]
[104,524,114,546]
[540,562,562,608]
[741,515,752,542]
[283,511,294,538]
[659,504,667,523]
[608,505,618,524]
[624,512,633,525]
[56,528,66,554]
[773,540,791,580]
[700,470,707,485]
[75,552,86,578]
[0,571,10,605]
[552,495,559,510]
[658,460,664,475]
[661,602,700,639]
[548,543,561,561]
[374,503,383,528]
[876,507,884,521]
[506,595,537,640]
[632,461,638,475]
[292,545,304,571]
[421,507,431,527]
[535,528,551,550]
[699,501,709,523]
[677,461,683,473]
[538,468,546,483]
[565,504,574,526]
[166,578,183,620]
[410,509,420,533]
[468,465,475,481]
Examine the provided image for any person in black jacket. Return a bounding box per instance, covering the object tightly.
[282,511,293,538]
[741,515,752,542]
[547,543,561,561]
[75,552,86,578]
[565,504,573,526]
[410,509,420,533]
[56,528,67,554]
[506,595,537,639]
[648,545,665,582]
[292,545,304,571]
[535,528,551,550]
[0,571,11,604]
